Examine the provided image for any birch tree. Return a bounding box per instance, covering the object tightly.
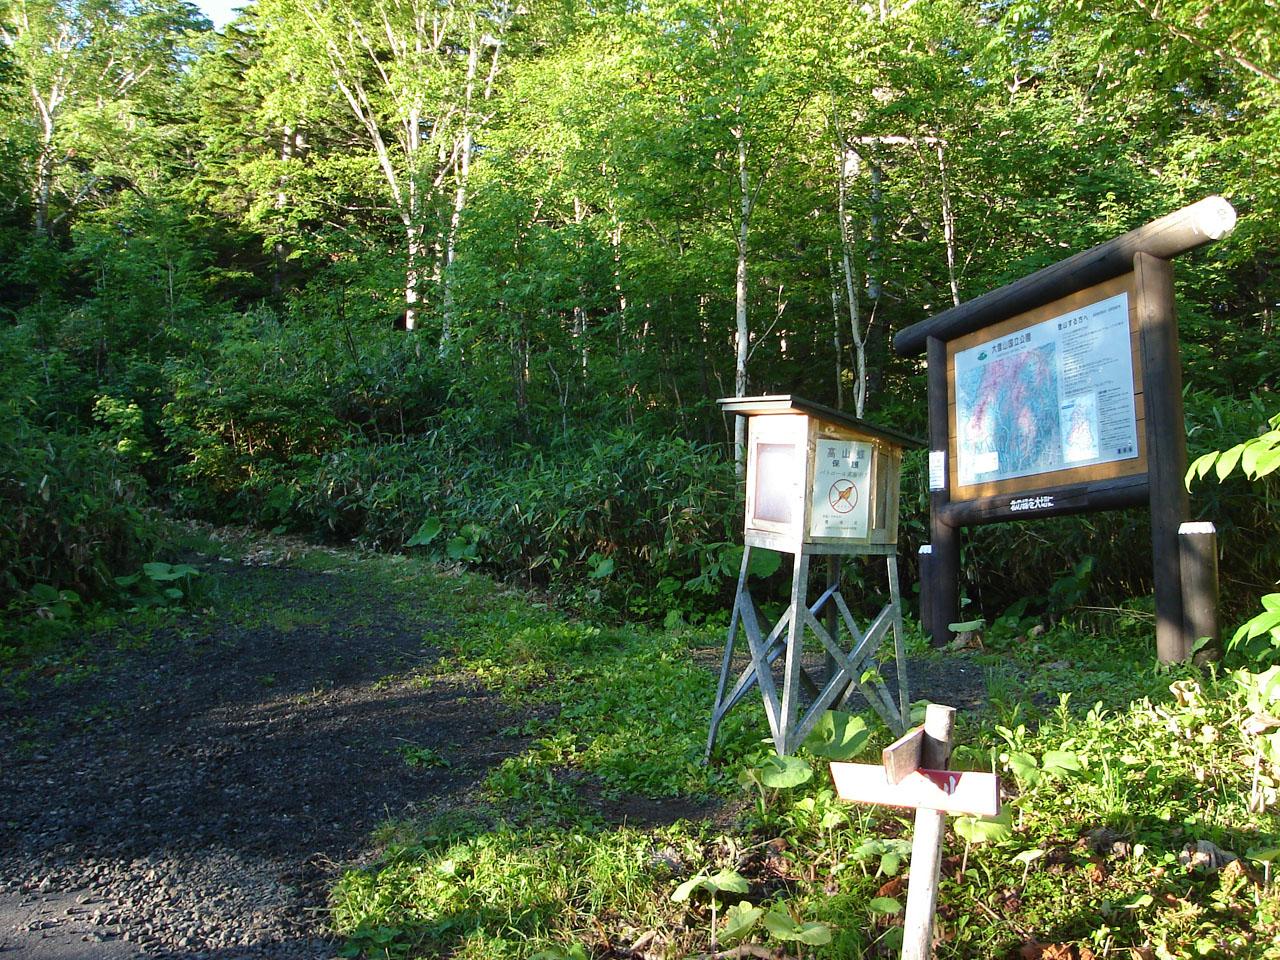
[251,0,520,334]
[630,0,821,466]
[0,0,208,236]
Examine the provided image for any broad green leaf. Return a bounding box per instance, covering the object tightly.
[1252,446,1280,478]
[446,537,474,560]
[722,901,764,941]
[673,870,748,903]
[1239,610,1280,640]
[868,897,902,915]
[1007,751,1040,787]
[1042,750,1083,775]
[671,874,707,903]
[755,754,813,789]
[1214,444,1243,481]
[748,549,782,578]
[954,808,1013,844]
[803,710,869,760]
[763,905,832,944]
[1248,848,1280,864]
[143,562,183,580]
[406,518,442,546]
[1012,849,1045,867]
[31,583,59,602]
[707,869,750,894]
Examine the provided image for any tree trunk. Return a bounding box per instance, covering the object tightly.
[937,140,961,308]
[835,130,869,418]
[733,131,751,474]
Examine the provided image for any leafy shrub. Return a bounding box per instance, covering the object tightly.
[284,426,740,619]
[1,328,158,622]
[1187,402,1280,666]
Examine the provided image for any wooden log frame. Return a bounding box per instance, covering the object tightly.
[894,197,1236,356]
[894,198,1237,659]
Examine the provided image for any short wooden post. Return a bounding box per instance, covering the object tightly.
[902,704,955,960]
[917,545,933,639]
[1179,522,1220,664]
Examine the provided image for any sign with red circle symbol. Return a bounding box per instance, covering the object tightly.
[810,440,873,539]
[829,478,858,513]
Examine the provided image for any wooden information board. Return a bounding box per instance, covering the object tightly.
[942,272,1149,519]
[894,197,1237,662]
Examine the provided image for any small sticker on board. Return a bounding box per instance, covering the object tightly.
[929,450,946,491]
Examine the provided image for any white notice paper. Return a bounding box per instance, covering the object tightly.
[929,450,946,491]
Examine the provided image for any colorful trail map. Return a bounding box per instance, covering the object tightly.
[953,292,1139,488]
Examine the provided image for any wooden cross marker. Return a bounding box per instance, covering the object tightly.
[830,704,1001,960]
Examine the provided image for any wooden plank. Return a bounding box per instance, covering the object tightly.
[829,763,999,817]
[894,196,1236,356]
[938,474,1149,527]
[902,705,958,960]
[882,725,925,785]
[926,336,960,647]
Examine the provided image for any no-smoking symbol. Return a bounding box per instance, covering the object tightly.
[828,478,858,513]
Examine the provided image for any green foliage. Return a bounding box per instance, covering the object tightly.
[801,710,871,761]
[1188,405,1280,666]
[114,561,203,610]
[0,329,158,635]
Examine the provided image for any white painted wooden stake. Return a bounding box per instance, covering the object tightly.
[901,704,955,960]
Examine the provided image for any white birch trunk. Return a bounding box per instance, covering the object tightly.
[733,131,751,474]
[937,140,961,307]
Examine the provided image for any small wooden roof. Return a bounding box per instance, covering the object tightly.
[718,395,924,450]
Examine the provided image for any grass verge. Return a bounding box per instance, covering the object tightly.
[325,551,1280,960]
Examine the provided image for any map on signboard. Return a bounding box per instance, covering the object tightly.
[810,440,873,538]
[954,292,1139,488]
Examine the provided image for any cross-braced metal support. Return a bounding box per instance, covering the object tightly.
[705,545,910,759]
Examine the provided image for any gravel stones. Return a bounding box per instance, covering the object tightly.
[0,556,521,959]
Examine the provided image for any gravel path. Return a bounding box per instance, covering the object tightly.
[0,549,525,960]
[1,538,1003,960]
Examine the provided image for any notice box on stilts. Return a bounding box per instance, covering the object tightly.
[707,396,923,759]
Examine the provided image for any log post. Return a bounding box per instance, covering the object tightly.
[926,336,959,648]
[1135,252,1191,662]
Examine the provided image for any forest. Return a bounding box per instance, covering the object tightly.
[6,3,1280,959]
[2,0,1279,638]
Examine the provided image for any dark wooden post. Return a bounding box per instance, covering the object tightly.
[926,336,959,648]
[1135,252,1191,662]
[917,544,933,639]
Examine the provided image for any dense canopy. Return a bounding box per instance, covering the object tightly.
[1,0,1278,623]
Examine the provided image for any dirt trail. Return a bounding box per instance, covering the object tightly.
[0,537,998,960]
[0,547,524,960]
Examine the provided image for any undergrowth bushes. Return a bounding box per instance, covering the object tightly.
[0,328,157,622]
[289,429,740,618]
